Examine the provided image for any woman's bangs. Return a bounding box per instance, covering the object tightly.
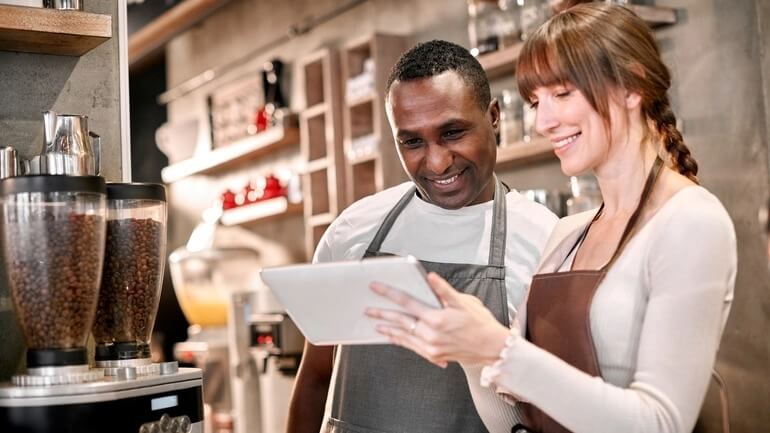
[517,38,571,103]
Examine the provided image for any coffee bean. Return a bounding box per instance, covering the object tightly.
[92,218,163,346]
[4,214,105,350]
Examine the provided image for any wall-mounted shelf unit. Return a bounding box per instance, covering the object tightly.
[478,5,677,80]
[341,33,410,204]
[220,197,303,226]
[299,48,346,259]
[161,114,299,183]
[0,5,111,56]
[496,138,554,170]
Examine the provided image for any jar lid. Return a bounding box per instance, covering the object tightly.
[106,182,166,202]
[0,175,106,196]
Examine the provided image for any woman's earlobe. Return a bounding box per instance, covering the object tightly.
[625,91,643,109]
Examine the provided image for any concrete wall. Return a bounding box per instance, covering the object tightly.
[163,0,770,430]
[0,1,128,380]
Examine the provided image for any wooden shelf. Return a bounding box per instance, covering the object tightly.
[220,197,303,226]
[478,44,523,80]
[308,212,335,227]
[346,90,376,108]
[300,47,347,260]
[0,5,111,56]
[304,157,329,174]
[303,102,328,120]
[477,5,677,80]
[496,137,555,169]
[161,114,299,183]
[341,34,409,205]
[347,153,378,165]
[629,5,677,27]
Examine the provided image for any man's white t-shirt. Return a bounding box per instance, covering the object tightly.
[314,181,558,320]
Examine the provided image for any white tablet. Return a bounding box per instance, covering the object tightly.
[260,255,441,345]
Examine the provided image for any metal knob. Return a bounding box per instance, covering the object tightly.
[159,361,179,375]
[178,416,192,433]
[52,0,83,10]
[116,366,137,381]
[159,414,171,431]
[0,146,18,179]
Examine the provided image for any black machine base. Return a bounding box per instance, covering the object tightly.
[0,381,203,433]
[27,348,87,368]
[95,342,151,361]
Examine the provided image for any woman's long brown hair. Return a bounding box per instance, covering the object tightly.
[517,3,698,183]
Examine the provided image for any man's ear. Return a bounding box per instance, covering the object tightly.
[488,98,501,132]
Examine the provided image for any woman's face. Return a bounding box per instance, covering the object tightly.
[531,84,626,176]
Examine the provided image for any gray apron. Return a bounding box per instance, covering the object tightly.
[327,179,510,433]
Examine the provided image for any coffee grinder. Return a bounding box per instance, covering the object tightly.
[93,183,168,375]
[0,177,204,433]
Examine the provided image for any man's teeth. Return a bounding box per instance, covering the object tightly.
[433,174,459,185]
[554,133,580,149]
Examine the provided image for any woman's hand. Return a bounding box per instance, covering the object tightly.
[366,272,510,368]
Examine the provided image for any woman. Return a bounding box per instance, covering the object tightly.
[366,4,737,433]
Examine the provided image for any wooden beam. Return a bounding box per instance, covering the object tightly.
[128,0,232,68]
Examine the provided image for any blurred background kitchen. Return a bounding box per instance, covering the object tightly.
[1,0,769,432]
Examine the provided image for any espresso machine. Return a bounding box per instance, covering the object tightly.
[0,173,204,432]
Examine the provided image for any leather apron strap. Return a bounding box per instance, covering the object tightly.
[522,156,664,433]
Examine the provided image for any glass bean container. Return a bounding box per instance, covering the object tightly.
[92,183,168,361]
[0,175,106,368]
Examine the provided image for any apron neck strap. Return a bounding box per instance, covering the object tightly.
[560,156,665,272]
[365,177,508,267]
[365,185,417,255]
[487,177,508,267]
[601,155,665,270]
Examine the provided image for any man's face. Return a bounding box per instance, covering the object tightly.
[386,71,498,210]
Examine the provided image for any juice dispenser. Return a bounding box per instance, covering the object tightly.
[92,183,168,375]
[169,247,262,328]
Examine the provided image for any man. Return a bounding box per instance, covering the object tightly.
[286,40,557,433]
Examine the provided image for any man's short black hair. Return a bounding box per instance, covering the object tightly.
[386,40,491,110]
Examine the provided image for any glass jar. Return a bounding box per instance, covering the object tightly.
[566,175,603,215]
[468,0,503,55]
[522,101,538,142]
[499,89,524,146]
[520,0,549,41]
[0,175,106,368]
[92,183,168,361]
[497,0,522,48]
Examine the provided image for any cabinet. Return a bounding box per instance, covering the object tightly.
[341,34,410,204]
[0,4,111,56]
[299,48,346,258]
[479,4,678,168]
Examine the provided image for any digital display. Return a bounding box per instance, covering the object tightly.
[151,395,178,411]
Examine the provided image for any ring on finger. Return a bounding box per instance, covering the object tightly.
[408,318,418,335]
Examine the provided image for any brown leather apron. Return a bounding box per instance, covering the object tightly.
[517,156,664,433]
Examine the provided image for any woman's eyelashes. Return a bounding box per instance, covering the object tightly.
[529,87,574,108]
